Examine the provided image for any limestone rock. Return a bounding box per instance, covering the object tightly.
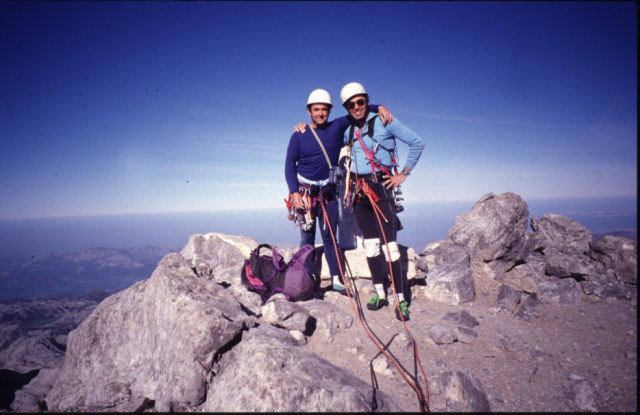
[441,370,491,412]
[227,282,264,316]
[261,296,312,332]
[457,326,478,344]
[568,380,602,412]
[581,279,636,302]
[0,332,66,373]
[202,324,402,412]
[442,310,480,328]
[424,264,476,305]
[429,324,458,345]
[503,255,546,293]
[416,239,470,277]
[179,232,259,286]
[10,367,59,412]
[45,253,256,412]
[538,277,582,306]
[288,329,307,345]
[0,297,100,410]
[3,192,637,413]
[514,293,541,322]
[372,354,393,376]
[317,243,417,281]
[496,284,523,312]
[530,213,592,253]
[543,243,596,278]
[0,368,39,411]
[298,299,353,337]
[324,245,369,279]
[589,235,637,285]
[393,332,414,352]
[448,192,530,267]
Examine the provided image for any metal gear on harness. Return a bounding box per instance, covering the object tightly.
[285,187,314,231]
[343,173,364,211]
[360,179,389,223]
[394,184,405,213]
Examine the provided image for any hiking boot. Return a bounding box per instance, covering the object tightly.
[395,301,410,321]
[367,294,388,311]
[332,282,346,293]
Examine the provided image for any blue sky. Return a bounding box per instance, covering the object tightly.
[1,1,637,220]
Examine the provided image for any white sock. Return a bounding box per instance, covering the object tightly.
[375,284,386,299]
[332,275,344,286]
[397,293,405,303]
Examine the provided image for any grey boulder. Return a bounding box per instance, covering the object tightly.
[202,324,401,412]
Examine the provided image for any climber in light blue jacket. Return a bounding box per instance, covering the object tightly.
[340,81,425,322]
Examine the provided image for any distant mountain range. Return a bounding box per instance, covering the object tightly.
[0,226,635,302]
[592,228,636,241]
[0,245,180,301]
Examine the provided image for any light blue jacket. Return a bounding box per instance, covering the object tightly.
[343,113,425,175]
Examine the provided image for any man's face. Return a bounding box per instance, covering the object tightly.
[307,104,330,126]
[346,95,368,121]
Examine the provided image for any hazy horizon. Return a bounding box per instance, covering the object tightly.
[1,196,635,258]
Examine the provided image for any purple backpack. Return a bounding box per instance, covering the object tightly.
[240,244,315,304]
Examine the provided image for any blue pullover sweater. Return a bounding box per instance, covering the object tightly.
[285,105,380,194]
[344,112,424,175]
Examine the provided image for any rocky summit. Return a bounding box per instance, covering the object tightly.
[2,192,636,412]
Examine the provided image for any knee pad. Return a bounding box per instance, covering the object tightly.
[383,241,401,262]
[363,238,381,257]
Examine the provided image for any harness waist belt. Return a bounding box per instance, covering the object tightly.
[298,173,329,187]
[352,170,388,182]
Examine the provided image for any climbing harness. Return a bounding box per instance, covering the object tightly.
[284,185,314,231]
[349,116,394,180]
[345,117,404,213]
[317,190,430,412]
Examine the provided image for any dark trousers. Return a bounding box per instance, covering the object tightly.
[300,189,341,278]
[353,178,404,296]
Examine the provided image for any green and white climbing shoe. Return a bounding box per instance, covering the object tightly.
[395,301,410,321]
[367,293,388,310]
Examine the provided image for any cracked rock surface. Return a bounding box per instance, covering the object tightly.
[3,193,636,412]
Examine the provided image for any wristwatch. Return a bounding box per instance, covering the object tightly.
[401,168,411,176]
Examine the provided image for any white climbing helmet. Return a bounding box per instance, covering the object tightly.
[307,89,332,108]
[340,82,368,105]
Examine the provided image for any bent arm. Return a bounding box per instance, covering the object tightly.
[386,120,425,171]
[284,134,301,193]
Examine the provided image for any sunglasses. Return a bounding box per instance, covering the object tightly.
[347,98,366,110]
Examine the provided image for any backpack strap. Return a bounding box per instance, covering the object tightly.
[309,126,332,169]
[348,115,378,143]
[253,243,285,271]
[289,244,315,265]
[350,115,395,153]
[349,115,399,175]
